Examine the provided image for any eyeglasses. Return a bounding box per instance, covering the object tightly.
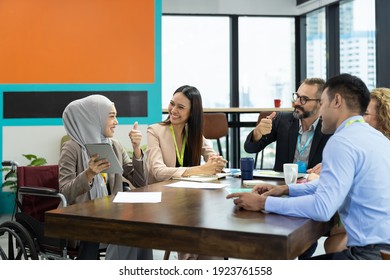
[292,92,320,105]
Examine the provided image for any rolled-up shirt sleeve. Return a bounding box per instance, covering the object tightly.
[265,136,355,222]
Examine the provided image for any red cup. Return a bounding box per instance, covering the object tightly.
[274,99,281,108]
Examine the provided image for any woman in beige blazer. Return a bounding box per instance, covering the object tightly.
[147,122,221,183]
[147,85,227,259]
[59,94,152,260]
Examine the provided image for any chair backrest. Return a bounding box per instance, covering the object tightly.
[203,113,229,157]
[17,165,60,222]
[203,113,228,139]
[381,249,390,260]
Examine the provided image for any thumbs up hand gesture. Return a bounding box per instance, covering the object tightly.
[129,121,142,159]
[253,112,276,141]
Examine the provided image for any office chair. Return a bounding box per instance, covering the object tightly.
[253,111,273,169]
[203,113,228,157]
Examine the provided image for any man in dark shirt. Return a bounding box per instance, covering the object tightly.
[244,77,332,259]
[245,77,332,173]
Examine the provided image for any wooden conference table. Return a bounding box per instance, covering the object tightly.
[45,176,331,260]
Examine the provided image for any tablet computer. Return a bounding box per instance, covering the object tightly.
[85,143,123,174]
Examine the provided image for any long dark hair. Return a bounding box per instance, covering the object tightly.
[162,85,204,165]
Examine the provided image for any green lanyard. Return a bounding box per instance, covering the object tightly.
[345,118,365,127]
[169,124,187,167]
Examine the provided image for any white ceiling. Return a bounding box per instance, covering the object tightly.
[163,0,340,16]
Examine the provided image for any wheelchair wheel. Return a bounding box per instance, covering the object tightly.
[0,221,39,260]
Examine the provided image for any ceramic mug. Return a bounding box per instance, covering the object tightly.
[274,99,282,108]
[283,163,298,184]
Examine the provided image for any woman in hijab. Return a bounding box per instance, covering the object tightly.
[59,94,152,260]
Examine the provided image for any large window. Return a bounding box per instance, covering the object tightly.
[340,0,376,89]
[239,17,296,108]
[162,15,295,168]
[162,16,230,109]
[306,8,327,79]
[238,17,295,168]
[162,2,387,167]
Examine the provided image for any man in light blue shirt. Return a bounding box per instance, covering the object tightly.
[227,74,390,259]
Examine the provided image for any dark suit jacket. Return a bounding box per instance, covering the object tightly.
[244,111,332,172]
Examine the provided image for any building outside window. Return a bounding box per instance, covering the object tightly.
[306,8,327,80]
[340,0,376,89]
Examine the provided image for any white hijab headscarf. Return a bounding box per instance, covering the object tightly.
[62,94,114,199]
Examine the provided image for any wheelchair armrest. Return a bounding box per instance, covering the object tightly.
[19,186,58,195]
[18,186,67,207]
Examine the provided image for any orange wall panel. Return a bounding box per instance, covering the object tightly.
[0,0,155,83]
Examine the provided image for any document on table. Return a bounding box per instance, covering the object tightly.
[172,173,229,182]
[225,188,253,194]
[242,179,266,186]
[166,181,229,189]
[222,168,241,176]
[113,191,162,203]
[253,170,306,179]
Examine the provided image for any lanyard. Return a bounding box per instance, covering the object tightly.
[169,124,186,167]
[345,118,365,127]
[297,130,315,156]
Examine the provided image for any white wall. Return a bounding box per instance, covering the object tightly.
[163,0,339,16]
[2,125,148,166]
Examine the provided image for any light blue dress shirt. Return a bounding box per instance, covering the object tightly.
[265,116,390,247]
[293,118,319,166]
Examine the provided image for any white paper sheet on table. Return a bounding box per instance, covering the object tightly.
[166,181,229,189]
[113,191,162,203]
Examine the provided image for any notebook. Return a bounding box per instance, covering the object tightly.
[172,173,228,183]
[253,169,306,179]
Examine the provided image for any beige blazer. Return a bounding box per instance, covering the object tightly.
[146,123,216,184]
[59,138,146,205]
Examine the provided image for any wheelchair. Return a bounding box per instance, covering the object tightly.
[0,160,77,260]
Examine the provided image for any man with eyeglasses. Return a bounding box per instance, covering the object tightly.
[244,77,331,259]
[244,77,332,174]
[229,74,390,260]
